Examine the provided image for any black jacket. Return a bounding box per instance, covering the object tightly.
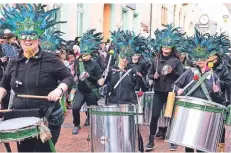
[77,59,102,93]
[149,54,183,92]
[130,59,149,91]
[173,68,225,104]
[105,64,147,104]
[0,50,74,115]
[213,62,231,105]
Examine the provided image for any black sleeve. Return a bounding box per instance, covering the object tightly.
[51,56,74,90]
[148,60,155,80]
[210,74,226,104]
[88,63,102,82]
[169,59,184,78]
[0,60,14,91]
[172,69,192,93]
[219,66,231,90]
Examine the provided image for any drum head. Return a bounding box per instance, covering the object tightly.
[0,117,40,131]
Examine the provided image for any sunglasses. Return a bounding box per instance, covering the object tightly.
[19,33,39,40]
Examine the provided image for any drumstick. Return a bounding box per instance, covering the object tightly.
[0,109,12,112]
[17,95,61,100]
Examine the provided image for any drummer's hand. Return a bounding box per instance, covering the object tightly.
[136,72,142,77]
[74,76,78,82]
[48,88,62,101]
[98,78,105,86]
[177,88,184,95]
[213,84,220,93]
[167,67,173,74]
[154,72,159,79]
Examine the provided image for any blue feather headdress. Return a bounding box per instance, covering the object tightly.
[79,29,103,54]
[184,28,228,60]
[40,28,66,52]
[154,24,185,51]
[111,29,150,58]
[0,4,66,40]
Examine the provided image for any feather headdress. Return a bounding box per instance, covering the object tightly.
[79,29,103,54]
[40,28,65,52]
[0,4,66,39]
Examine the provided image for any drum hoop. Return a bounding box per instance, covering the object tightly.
[0,126,40,143]
[176,96,227,110]
[0,124,38,133]
[176,101,225,113]
[88,104,137,109]
[89,109,138,116]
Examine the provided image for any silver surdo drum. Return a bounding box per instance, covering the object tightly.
[89,104,139,152]
[143,91,154,125]
[166,96,227,152]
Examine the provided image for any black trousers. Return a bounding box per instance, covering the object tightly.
[149,91,168,135]
[72,91,98,126]
[17,125,61,152]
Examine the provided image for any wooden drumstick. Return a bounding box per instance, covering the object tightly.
[0,109,12,112]
[17,95,61,100]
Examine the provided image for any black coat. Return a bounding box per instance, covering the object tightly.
[213,62,231,105]
[0,50,74,115]
[173,68,225,104]
[130,59,149,91]
[77,59,102,93]
[105,64,146,104]
[149,54,183,92]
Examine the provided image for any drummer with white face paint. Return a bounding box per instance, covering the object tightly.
[172,29,226,152]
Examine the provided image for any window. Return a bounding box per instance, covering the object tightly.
[161,5,168,26]
[133,13,139,33]
[122,8,128,30]
[77,4,84,37]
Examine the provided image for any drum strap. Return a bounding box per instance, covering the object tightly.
[185,71,212,100]
[44,102,56,122]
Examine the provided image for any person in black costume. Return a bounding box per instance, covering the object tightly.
[145,24,184,151]
[72,29,103,135]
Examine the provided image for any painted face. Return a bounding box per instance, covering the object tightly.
[162,47,172,56]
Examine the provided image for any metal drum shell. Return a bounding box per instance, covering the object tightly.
[166,96,227,152]
[143,91,154,125]
[89,104,138,152]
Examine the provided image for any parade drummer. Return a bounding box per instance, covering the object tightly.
[146,24,184,151]
[72,29,102,135]
[207,33,231,152]
[173,29,226,152]
[0,4,74,152]
[129,35,150,91]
